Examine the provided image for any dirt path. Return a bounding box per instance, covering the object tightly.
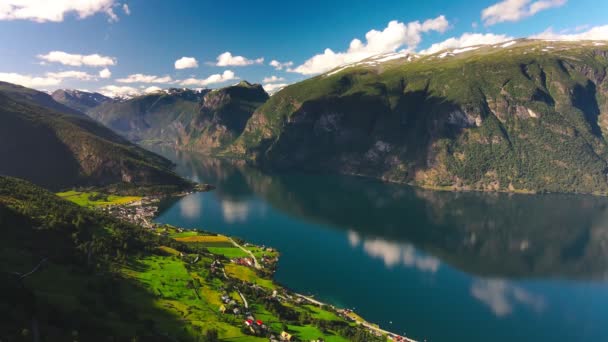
[228,237,261,269]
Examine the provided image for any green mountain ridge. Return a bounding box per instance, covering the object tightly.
[0,84,188,190]
[229,39,608,195]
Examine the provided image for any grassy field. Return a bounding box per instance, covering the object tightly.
[208,247,250,258]
[224,264,275,290]
[56,190,141,207]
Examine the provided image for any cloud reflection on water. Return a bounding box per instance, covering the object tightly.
[471,279,545,317]
[348,230,440,273]
[221,200,251,223]
[180,194,202,218]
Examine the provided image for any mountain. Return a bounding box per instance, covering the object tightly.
[86,88,208,145]
[0,82,188,190]
[0,81,85,117]
[51,89,113,113]
[230,39,608,195]
[86,82,269,152]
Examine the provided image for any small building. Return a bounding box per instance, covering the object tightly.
[219,305,226,314]
[280,331,292,341]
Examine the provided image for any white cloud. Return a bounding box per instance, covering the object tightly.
[471,279,545,317]
[99,68,111,78]
[174,56,198,70]
[290,16,449,75]
[215,52,264,66]
[98,84,140,97]
[269,60,294,70]
[37,51,116,67]
[116,73,172,83]
[0,0,121,23]
[420,33,513,54]
[482,0,567,26]
[531,25,608,41]
[262,75,285,83]
[45,70,95,80]
[144,86,162,94]
[263,83,289,94]
[122,3,130,15]
[180,70,237,87]
[0,72,61,88]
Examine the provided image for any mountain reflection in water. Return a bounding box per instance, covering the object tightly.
[152,147,608,342]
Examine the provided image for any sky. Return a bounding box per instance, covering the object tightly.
[1,0,607,96]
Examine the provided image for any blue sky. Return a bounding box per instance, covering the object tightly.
[1,0,607,96]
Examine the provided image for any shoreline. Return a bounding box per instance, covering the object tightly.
[104,189,417,342]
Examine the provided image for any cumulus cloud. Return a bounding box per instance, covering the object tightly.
[420,33,513,54]
[269,60,294,71]
[144,86,161,93]
[174,56,198,70]
[0,72,61,88]
[180,70,237,87]
[99,68,111,78]
[116,73,172,83]
[45,70,96,80]
[221,200,249,223]
[215,52,264,66]
[531,25,608,41]
[122,3,130,15]
[482,0,567,26]
[0,0,122,23]
[471,279,545,317]
[263,83,289,94]
[37,51,116,67]
[98,84,140,97]
[290,16,449,75]
[262,75,285,83]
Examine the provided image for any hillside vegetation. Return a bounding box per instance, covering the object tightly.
[0,84,188,190]
[230,40,608,194]
[0,176,385,341]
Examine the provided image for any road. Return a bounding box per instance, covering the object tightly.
[228,237,261,269]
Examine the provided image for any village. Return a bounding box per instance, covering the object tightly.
[98,194,415,342]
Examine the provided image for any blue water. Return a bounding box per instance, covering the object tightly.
[153,149,608,342]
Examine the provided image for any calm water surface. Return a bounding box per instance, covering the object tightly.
[152,148,608,342]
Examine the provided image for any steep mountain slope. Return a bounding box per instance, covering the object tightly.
[52,89,113,113]
[0,83,188,190]
[0,176,187,340]
[86,82,269,152]
[86,88,208,144]
[231,40,608,194]
[184,81,269,152]
[0,81,85,116]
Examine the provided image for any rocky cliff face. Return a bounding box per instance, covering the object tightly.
[84,83,268,153]
[185,81,269,152]
[231,40,608,194]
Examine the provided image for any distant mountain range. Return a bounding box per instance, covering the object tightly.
[0,81,187,190]
[51,89,114,113]
[51,39,608,194]
[55,81,269,153]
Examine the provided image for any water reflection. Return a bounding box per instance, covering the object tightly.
[221,200,251,223]
[153,149,608,280]
[180,194,202,218]
[348,230,440,272]
[471,279,545,317]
